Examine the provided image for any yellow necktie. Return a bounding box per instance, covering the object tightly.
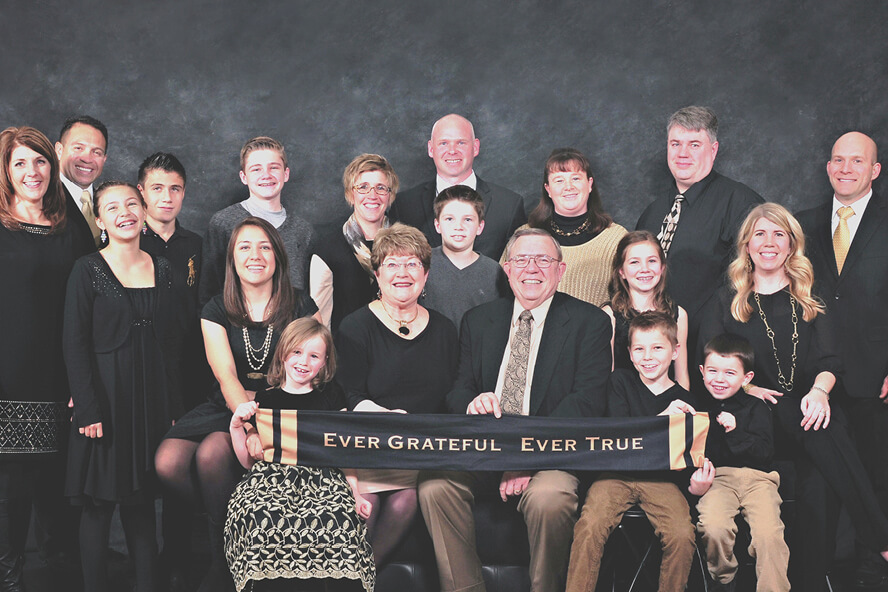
[833,206,855,274]
[80,189,101,245]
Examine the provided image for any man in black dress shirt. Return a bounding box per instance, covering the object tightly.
[796,131,888,587]
[137,152,204,407]
[636,106,763,340]
[389,113,527,259]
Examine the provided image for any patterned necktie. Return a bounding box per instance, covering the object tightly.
[500,310,534,415]
[657,194,685,255]
[80,189,101,244]
[833,205,855,274]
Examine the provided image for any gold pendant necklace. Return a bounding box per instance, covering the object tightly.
[754,292,798,392]
[380,300,418,335]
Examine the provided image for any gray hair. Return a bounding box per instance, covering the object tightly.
[667,106,718,143]
[503,227,563,261]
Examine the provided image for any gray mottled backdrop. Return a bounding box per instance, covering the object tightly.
[2,1,885,236]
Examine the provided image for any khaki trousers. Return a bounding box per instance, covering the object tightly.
[565,473,695,592]
[418,469,579,592]
[696,467,790,592]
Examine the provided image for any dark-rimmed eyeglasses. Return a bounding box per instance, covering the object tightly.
[508,255,560,268]
[353,183,392,196]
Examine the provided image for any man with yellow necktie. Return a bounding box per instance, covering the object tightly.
[797,131,888,587]
[55,115,108,247]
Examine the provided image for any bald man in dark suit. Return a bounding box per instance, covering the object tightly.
[389,113,526,260]
[797,131,888,587]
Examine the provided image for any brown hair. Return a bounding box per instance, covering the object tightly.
[239,136,287,171]
[528,147,612,233]
[371,223,432,272]
[223,217,296,329]
[702,333,755,374]
[627,310,678,346]
[433,184,485,221]
[266,317,336,389]
[608,230,675,319]
[93,180,145,217]
[342,153,399,205]
[0,126,67,232]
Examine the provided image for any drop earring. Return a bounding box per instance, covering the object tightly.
[100,229,107,243]
[142,221,148,235]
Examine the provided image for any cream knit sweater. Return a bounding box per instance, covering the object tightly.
[507,223,627,307]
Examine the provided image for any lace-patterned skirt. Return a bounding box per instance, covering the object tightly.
[225,461,375,592]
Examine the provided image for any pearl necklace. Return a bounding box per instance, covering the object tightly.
[243,324,274,379]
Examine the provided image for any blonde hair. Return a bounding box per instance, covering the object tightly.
[728,203,824,322]
[266,318,336,389]
[342,153,399,205]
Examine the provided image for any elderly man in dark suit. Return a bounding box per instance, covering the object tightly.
[389,113,527,260]
[418,228,612,592]
[796,130,888,587]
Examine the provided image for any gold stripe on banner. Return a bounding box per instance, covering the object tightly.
[256,410,301,465]
[255,411,277,463]
[668,413,686,470]
[690,413,710,468]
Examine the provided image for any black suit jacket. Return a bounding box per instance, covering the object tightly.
[389,175,527,260]
[447,292,612,418]
[62,185,98,250]
[797,190,888,399]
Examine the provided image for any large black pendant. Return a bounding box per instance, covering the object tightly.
[398,325,410,336]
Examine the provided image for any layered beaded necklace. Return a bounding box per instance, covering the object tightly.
[243,324,274,379]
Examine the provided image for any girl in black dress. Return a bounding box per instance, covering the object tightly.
[0,126,93,590]
[226,317,374,592]
[699,203,888,590]
[601,230,690,389]
[64,181,181,592]
[155,217,317,592]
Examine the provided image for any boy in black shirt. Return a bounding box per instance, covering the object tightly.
[696,334,789,592]
[566,311,713,592]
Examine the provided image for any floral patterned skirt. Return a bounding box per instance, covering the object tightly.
[225,461,375,592]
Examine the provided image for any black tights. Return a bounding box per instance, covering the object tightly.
[80,502,157,592]
[155,432,243,523]
[361,488,417,567]
[154,432,243,591]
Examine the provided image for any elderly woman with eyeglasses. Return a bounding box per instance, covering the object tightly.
[335,223,458,567]
[310,153,400,334]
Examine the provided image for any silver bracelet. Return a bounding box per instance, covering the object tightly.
[811,385,830,398]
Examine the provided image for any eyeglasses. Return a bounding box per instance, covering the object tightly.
[353,183,392,196]
[508,255,560,268]
[382,261,424,272]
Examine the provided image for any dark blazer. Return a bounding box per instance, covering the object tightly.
[389,175,527,260]
[796,190,888,399]
[447,291,612,418]
[63,184,99,249]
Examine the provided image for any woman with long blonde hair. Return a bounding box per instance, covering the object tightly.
[699,202,888,590]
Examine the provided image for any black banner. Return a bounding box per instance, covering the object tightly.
[256,410,710,472]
